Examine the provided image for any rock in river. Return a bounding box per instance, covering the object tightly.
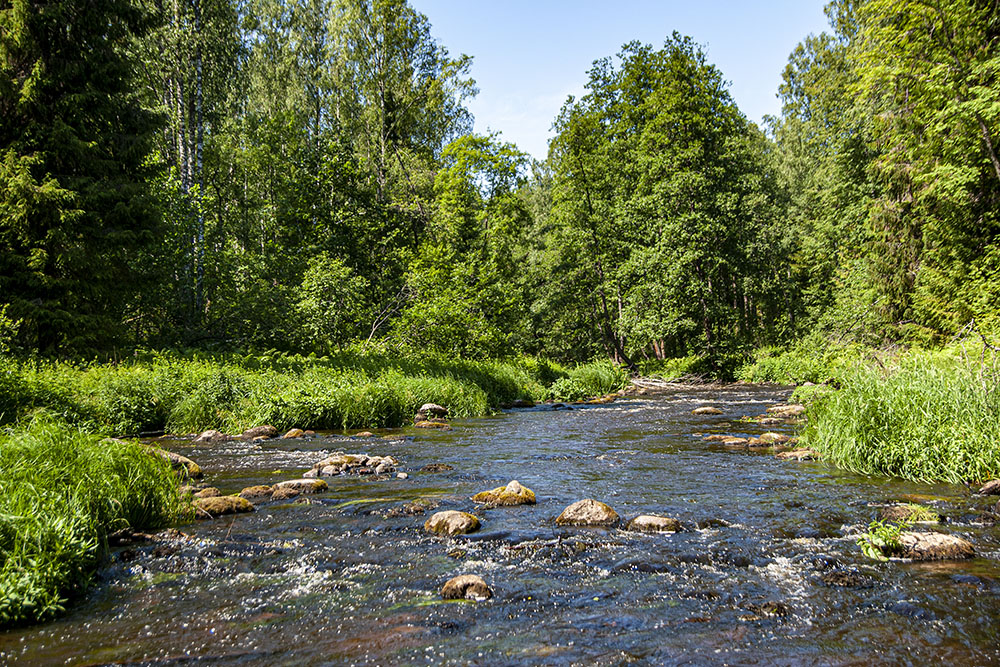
[765,404,807,418]
[555,499,619,527]
[419,403,449,418]
[625,515,682,533]
[193,495,254,518]
[274,478,328,494]
[308,453,398,477]
[472,480,536,506]
[414,420,451,430]
[194,429,233,445]
[424,510,481,536]
[150,447,203,479]
[977,479,1000,495]
[239,485,274,501]
[692,406,723,415]
[880,503,938,523]
[240,425,279,440]
[441,574,492,600]
[194,487,221,498]
[899,531,974,560]
[282,428,305,439]
[775,449,821,461]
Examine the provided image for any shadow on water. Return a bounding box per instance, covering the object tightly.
[3,385,999,665]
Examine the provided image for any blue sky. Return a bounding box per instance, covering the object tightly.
[409,0,832,160]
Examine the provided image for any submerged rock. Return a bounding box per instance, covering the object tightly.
[240,425,279,440]
[977,479,1000,495]
[282,428,305,439]
[354,431,376,437]
[150,448,203,479]
[441,574,492,600]
[692,406,724,415]
[472,480,536,506]
[414,420,451,430]
[625,515,682,533]
[421,463,454,473]
[555,499,619,527]
[239,485,274,501]
[775,449,821,461]
[702,434,736,442]
[424,510,481,536]
[193,495,254,518]
[899,532,974,560]
[274,478,328,494]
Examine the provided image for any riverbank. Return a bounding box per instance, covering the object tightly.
[0,351,627,436]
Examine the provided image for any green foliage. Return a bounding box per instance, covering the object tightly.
[857,519,907,561]
[0,417,179,627]
[801,347,1000,483]
[738,338,867,384]
[547,359,628,401]
[295,253,370,352]
[637,355,706,380]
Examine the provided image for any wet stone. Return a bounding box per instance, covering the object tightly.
[239,485,274,501]
[414,420,451,430]
[625,515,682,533]
[775,449,821,461]
[419,403,449,418]
[194,429,234,445]
[193,495,254,518]
[978,479,1000,495]
[759,432,792,444]
[424,510,481,536]
[194,487,221,498]
[819,569,872,588]
[472,480,536,506]
[692,406,724,415]
[151,448,203,479]
[899,532,974,561]
[880,503,938,523]
[282,428,305,439]
[271,486,300,501]
[766,404,807,418]
[273,478,328,494]
[241,425,279,440]
[421,463,454,472]
[441,574,492,600]
[555,499,619,527]
[308,453,398,477]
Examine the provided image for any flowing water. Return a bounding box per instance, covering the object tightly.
[3,385,1000,666]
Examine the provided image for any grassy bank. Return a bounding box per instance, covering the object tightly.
[0,350,626,436]
[797,348,1000,483]
[0,418,179,627]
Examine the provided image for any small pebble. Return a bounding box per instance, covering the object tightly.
[397,472,408,479]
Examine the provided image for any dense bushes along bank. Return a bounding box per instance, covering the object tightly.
[0,418,179,627]
[0,351,628,436]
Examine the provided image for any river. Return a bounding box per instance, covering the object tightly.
[2,384,999,665]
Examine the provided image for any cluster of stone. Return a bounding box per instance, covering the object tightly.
[304,453,399,477]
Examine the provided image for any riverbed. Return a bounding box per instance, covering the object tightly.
[3,385,999,665]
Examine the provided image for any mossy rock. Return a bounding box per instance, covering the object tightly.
[273,478,328,494]
[880,503,939,523]
[193,495,254,518]
[239,485,274,501]
[150,447,203,479]
[472,480,536,506]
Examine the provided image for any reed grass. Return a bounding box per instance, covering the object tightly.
[802,349,1000,483]
[0,417,179,627]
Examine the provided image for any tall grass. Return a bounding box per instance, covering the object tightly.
[0,417,179,627]
[0,350,570,435]
[802,349,1000,483]
[547,359,629,401]
[737,338,866,384]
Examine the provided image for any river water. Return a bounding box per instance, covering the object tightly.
[3,385,999,665]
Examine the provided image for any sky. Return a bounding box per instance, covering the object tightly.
[409,0,832,160]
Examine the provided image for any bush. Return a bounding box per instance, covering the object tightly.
[0,417,179,627]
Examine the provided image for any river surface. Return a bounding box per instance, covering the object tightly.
[3,385,1000,666]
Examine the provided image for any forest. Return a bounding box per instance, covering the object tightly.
[2,0,1000,632]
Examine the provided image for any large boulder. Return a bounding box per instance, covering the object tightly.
[899,532,974,561]
[692,406,723,415]
[193,495,254,518]
[424,510,481,536]
[273,478,328,494]
[472,480,536,506]
[240,425,279,440]
[555,499,619,527]
[441,574,492,600]
[625,515,682,533]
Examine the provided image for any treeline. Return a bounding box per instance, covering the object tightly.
[1,0,998,365]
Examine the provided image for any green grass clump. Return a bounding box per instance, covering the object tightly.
[547,359,628,401]
[857,519,907,561]
[0,417,179,627]
[738,339,865,384]
[802,349,1000,483]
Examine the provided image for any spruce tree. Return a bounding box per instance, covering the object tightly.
[0,0,159,353]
